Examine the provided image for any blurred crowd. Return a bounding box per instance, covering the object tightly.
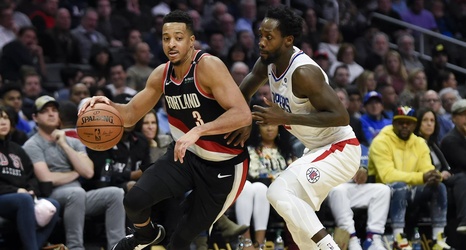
[1,0,466,249]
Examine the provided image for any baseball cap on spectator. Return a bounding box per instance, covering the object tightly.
[393,106,417,122]
[363,91,382,105]
[314,50,329,60]
[451,99,466,115]
[432,43,448,57]
[34,95,59,113]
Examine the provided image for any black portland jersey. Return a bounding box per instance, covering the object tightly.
[162,50,244,162]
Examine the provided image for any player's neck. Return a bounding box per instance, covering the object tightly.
[171,49,195,80]
[273,49,295,77]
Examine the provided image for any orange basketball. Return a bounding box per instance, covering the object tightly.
[76,103,124,151]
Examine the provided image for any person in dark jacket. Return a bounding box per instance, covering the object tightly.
[0,105,60,249]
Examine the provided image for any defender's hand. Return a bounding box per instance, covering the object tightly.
[225,125,252,147]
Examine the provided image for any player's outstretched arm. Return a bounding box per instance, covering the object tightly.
[79,64,165,127]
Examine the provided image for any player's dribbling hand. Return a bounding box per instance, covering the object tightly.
[252,97,286,126]
[225,125,252,147]
[78,96,111,116]
[174,130,201,164]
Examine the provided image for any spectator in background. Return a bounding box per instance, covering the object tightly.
[436,70,458,93]
[397,33,424,72]
[318,22,342,65]
[220,13,237,51]
[29,0,58,36]
[364,32,389,71]
[203,1,227,37]
[303,7,322,50]
[68,83,90,107]
[55,67,84,102]
[187,9,206,44]
[431,0,458,38]
[328,144,390,250]
[0,26,46,83]
[346,86,363,119]
[235,109,294,250]
[119,28,145,69]
[331,64,351,89]
[116,0,152,33]
[4,0,31,29]
[206,30,227,61]
[371,0,405,40]
[360,91,392,145]
[225,43,248,70]
[96,0,129,48]
[127,42,154,92]
[377,50,409,95]
[0,83,31,135]
[0,3,17,51]
[0,105,60,249]
[144,15,166,67]
[425,43,449,91]
[368,106,449,249]
[235,0,257,34]
[107,62,136,97]
[438,87,461,122]
[21,71,47,128]
[355,70,377,98]
[88,44,113,86]
[40,8,82,64]
[420,90,453,142]
[335,87,367,146]
[23,95,126,250]
[230,61,249,86]
[377,83,398,119]
[58,100,79,139]
[398,68,427,106]
[134,109,172,164]
[401,0,438,36]
[236,30,257,69]
[71,8,109,64]
[314,50,331,76]
[328,43,364,83]
[440,99,466,235]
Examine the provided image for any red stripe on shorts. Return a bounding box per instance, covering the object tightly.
[311,138,360,163]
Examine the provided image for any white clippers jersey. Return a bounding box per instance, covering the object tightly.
[268,47,355,151]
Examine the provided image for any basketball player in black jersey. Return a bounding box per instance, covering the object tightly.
[80,10,252,250]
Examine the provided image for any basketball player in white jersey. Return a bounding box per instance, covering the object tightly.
[228,6,361,250]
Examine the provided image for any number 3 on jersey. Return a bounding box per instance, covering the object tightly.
[192,111,204,126]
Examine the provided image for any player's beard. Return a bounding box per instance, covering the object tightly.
[260,50,280,65]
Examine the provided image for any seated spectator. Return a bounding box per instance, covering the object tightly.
[23,95,125,249]
[317,22,342,65]
[40,8,82,64]
[440,99,466,235]
[71,8,108,64]
[314,50,331,76]
[96,0,129,48]
[20,70,49,132]
[68,83,90,107]
[89,44,113,86]
[0,83,31,135]
[438,87,461,122]
[364,32,389,71]
[328,43,364,83]
[331,64,351,89]
[335,88,367,146]
[55,67,84,102]
[127,42,154,92]
[0,3,17,51]
[368,106,450,249]
[58,100,78,139]
[437,70,458,92]
[425,43,449,91]
[377,50,408,95]
[360,91,392,145]
[29,0,58,36]
[420,90,453,142]
[107,62,137,97]
[371,0,406,40]
[355,70,377,99]
[0,26,46,83]
[235,113,294,249]
[396,33,424,72]
[400,0,438,36]
[377,83,398,119]
[0,105,60,249]
[230,61,250,86]
[328,145,390,250]
[398,68,427,106]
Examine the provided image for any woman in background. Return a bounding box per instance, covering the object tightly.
[235,101,294,249]
[0,106,60,249]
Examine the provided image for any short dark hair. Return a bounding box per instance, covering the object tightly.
[163,10,194,35]
[265,6,303,41]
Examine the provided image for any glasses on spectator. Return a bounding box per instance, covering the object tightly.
[422,98,440,103]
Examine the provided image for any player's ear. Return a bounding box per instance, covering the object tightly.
[190,35,195,48]
[285,35,293,47]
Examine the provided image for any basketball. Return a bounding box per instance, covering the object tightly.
[76,103,124,151]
